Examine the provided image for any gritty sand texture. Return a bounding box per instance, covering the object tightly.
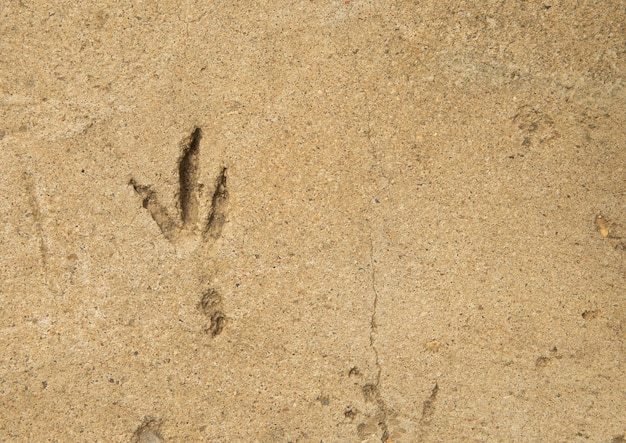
[1,1,626,442]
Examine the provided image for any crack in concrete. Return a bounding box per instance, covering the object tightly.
[369,233,390,442]
[357,57,391,441]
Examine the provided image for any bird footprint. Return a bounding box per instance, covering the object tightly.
[130,127,228,250]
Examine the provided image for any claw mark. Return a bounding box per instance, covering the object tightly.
[129,179,179,242]
[417,383,439,442]
[179,127,201,230]
[199,288,225,336]
[129,127,229,247]
[205,167,228,239]
[420,383,438,423]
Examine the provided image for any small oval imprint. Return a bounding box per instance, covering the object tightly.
[595,215,610,238]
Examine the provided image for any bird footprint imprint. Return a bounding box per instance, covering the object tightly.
[130,127,228,250]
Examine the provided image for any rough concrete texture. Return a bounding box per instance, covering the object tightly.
[1,1,625,442]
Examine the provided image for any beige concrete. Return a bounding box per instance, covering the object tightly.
[1,1,625,442]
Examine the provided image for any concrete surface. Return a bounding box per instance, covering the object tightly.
[1,1,625,442]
